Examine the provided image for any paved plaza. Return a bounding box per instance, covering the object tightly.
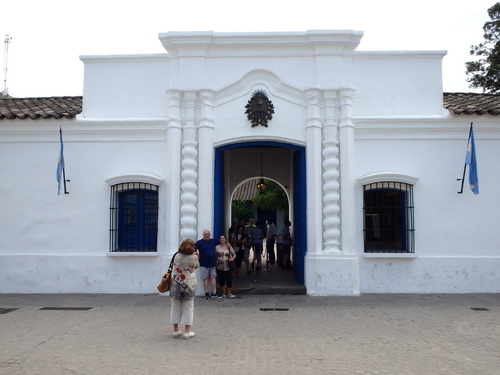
[0,293,498,374]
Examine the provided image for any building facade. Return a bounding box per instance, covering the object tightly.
[1,30,499,295]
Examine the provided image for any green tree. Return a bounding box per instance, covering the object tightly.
[231,200,253,222]
[466,2,500,93]
[251,179,289,214]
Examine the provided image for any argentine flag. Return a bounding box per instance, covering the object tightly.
[56,127,65,195]
[465,125,479,195]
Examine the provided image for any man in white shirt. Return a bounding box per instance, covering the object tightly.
[265,218,277,264]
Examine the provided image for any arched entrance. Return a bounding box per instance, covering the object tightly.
[213,141,307,286]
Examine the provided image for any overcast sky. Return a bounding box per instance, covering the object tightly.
[1,0,495,97]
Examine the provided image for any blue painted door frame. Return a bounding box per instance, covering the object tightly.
[214,141,307,284]
[292,148,306,284]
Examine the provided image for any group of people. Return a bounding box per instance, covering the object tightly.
[228,217,292,273]
[167,218,293,339]
[229,218,264,276]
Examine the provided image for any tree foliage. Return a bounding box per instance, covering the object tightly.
[251,179,288,212]
[231,200,254,222]
[466,2,500,93]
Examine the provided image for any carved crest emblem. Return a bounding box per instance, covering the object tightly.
[245,90,274,127]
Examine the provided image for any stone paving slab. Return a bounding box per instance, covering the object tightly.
[0,293,498,374]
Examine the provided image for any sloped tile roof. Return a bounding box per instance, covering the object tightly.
[1,93,500,120]
[0,96,83,119]
[232,178,260,201]
[443,92,500,115]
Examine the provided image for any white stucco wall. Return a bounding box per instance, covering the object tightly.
[353,117,500,293]
[81,55,170,119]
[352,51,446,116]
[0,120,172,293]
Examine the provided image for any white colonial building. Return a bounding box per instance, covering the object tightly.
[0,30,499,295]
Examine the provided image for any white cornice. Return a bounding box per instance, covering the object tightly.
[159,30,363,57]
[353,117,500,140]
[358,172,419,185]
[105,173,164,186]
[354,50,447,59]
[80,54,168,64]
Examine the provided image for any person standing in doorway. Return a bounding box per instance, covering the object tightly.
[228,221,237,239]
[232,225,247,278]
[215,235,236,298]
[245,218,256,274]
[244,218,256,241]
[251,221,264,272]
[195,230,219,299]
[281,220,292,269]
[265,218,277,265]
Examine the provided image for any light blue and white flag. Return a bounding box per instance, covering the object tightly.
[56,127,65,195]
[465,124,479,194]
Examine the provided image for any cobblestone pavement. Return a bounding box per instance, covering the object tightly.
[0,293,498,375]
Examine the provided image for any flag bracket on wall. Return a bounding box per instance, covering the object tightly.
[457,122,479,195]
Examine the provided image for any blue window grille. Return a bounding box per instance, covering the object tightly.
[363,181,414,253]
[109,182,159,252]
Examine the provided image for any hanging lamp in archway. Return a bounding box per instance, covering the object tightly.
[256,148,267,194]
[256,178,267,194]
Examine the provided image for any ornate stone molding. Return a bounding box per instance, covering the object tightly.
[167,90,182,130]
[339,88,355,129]
[305,89,322,129]
[199,90,215,130]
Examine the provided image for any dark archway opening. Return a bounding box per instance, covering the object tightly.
[214,141,307,293]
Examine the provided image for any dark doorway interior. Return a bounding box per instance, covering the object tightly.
[214,141,307,289]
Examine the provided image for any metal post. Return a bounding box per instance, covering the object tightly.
[2,35,12,96]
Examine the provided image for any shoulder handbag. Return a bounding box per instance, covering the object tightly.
[228,247,237,270]
[157,252,178,293]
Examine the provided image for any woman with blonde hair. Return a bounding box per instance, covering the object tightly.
[170,238,199,339]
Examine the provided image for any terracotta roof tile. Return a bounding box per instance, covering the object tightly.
[443,92,500,116]
[232,178,260,201]
[0,96,83,120]
[1,93,500,120]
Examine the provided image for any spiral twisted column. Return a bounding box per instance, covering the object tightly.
[180,91,198,240]
[322,90,341,253]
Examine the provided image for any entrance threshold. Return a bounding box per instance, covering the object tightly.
[232,263,306,295]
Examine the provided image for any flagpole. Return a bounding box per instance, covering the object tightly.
[457,122,473,194]
[57,127,70,195]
